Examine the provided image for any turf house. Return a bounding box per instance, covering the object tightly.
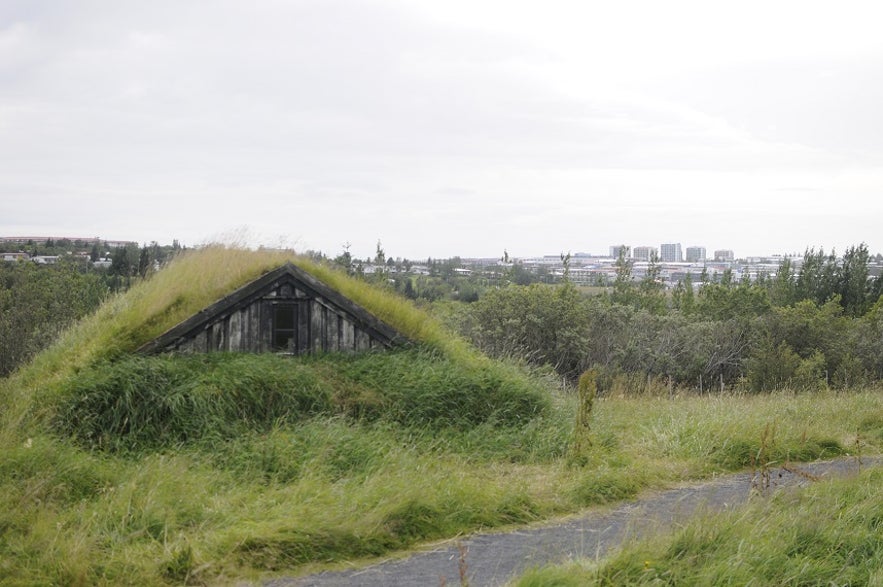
[138,262,408,355]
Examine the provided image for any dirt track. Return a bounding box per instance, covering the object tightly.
[269,457,878,587]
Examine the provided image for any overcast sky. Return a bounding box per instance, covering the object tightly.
[1,0,882,260]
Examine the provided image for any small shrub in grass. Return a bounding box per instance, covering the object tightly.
[568,368,597,466]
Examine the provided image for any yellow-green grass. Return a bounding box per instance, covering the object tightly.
[3,389,882,585]
[512,465,883,587]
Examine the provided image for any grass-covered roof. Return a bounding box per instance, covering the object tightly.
[0,246,529,442]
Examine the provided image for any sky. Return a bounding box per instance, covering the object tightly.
[1,0,882,260]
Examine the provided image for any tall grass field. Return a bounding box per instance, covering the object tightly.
[1,247,881,585]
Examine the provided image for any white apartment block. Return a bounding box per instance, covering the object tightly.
[685,246,706,262]
[660,243,683,262]
[633,246,655,262]
[610,245,630,260]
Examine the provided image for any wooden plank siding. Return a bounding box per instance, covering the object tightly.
[138,263,409,356]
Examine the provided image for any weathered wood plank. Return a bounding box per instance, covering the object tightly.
[261,301,274,353]
[228,310,242,351]
[192,329,208,352]
[327,312,340,352]
[297,302,310,353]
[355,328,370,351]
[210,320,225,351]
[341,318,355,351]
[310,301,323,352]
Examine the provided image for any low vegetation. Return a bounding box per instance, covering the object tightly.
[1,246,881,585]
[456,277,883,389]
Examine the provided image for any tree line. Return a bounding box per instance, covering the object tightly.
[0,241,182,376]
[454,244,883,393]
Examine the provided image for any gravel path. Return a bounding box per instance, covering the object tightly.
[270,457,878,587]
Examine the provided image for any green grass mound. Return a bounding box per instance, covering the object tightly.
[0,245,483,438]
[53,349,549,452]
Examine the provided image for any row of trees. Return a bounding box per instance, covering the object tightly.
[455,244,883,393]
[0,241,183,376]
[612,244,882,319]
[0,260,107,376]
[459,283,883,393]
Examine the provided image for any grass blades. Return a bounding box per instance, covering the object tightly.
[51,349,549,452]
[514,467,883,586]
[2,390,880,584]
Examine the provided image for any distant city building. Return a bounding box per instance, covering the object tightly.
[0,236,136,248]
[633,246,655,262]
[714,249,735,262]
[685,246,706,262]
[660,243,683,262]
[610,245,630,260]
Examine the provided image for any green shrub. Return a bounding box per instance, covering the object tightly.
[793,351,827,391]
[746,340,801,392]
[568,369,597,465]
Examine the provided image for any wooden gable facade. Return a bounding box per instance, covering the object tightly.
[138,263,407,355]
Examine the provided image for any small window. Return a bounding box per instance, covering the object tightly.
[273,305,297,351]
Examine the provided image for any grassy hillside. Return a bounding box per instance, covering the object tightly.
[1,246,881,585]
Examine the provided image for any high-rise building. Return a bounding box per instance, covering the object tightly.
[685,246,706,262]
[610,245,630,260]
[714,249,735,262]
[660,243,683,262]
[633,246,655,262]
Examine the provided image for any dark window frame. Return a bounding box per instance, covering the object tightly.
[272,302,301,352]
